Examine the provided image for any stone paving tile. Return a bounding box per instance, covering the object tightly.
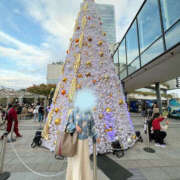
[139,167,171,180]
[161,167,180,179]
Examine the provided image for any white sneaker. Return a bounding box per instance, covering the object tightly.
[160,144,166,148]
[155,143,161,147]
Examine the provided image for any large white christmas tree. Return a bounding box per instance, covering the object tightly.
[42,0,135,153]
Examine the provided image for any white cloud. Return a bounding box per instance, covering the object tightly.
[0,69,45,89]
[0,31,51,68]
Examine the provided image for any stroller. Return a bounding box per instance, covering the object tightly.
[111,140,124,158]
[31,131,42,148]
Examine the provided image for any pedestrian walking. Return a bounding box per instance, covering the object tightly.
[38,104,44,123]
[33,105,39,122]
[1,104,22,140]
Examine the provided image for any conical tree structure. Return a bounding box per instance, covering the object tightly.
[42,0,135,153]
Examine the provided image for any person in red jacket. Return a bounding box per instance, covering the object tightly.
[1,104,22,140]
[7,104,22,137]
[152,113,167,147]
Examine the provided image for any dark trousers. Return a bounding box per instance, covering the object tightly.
[154,130,167,144]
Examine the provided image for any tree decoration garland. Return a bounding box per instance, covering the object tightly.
[68,77,77,102]
[81,16,87,30]
[79,33,84,48]
[74,53,81,73]
[83,2,88,11]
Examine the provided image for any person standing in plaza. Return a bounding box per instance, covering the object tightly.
[38,103,44,123]
[1,104,22,139]
[33,105,39,122]
[66,89,100,180]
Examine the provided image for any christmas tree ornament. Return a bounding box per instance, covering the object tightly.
[88,36,92,42]
[98,40,103,46]
[106,107,111,112]
[102,32,106,36]
[99,113,103,119]
[76,83,82,89]
[61,90,66,95]
[62,77,67,83]
[86,60,92,67]
[77,73,83,78]
[75,39,79,43]
[99,51,104,57]
[85,72,91,77]
[55,118,61,125]
[119,99,124,105]
[92,80,96,84]
[66,50,69,54]
[55,108,59,113]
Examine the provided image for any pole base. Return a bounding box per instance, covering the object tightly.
[143,147,155,153]
[0,172,10,180]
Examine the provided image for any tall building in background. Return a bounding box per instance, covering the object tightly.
[47,62,63,84]
[96,3,116,47]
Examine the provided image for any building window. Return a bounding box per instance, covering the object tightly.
[119,39,126,72]
[126,21,139,64]
[138,0,162,52]
[160,0,180,31]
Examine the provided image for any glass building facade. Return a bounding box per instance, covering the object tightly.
[96,4,116,46]
[113,0,180,80]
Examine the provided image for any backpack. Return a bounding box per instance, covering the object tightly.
[31,131,42,148]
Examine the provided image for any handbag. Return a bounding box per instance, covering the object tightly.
[55,111,78,157]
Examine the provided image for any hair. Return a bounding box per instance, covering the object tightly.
[153,112,160,119]
[12,104,18,108]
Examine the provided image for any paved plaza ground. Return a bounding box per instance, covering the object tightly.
[1,114,180,180]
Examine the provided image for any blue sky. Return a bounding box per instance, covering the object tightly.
[0,0,144,89]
